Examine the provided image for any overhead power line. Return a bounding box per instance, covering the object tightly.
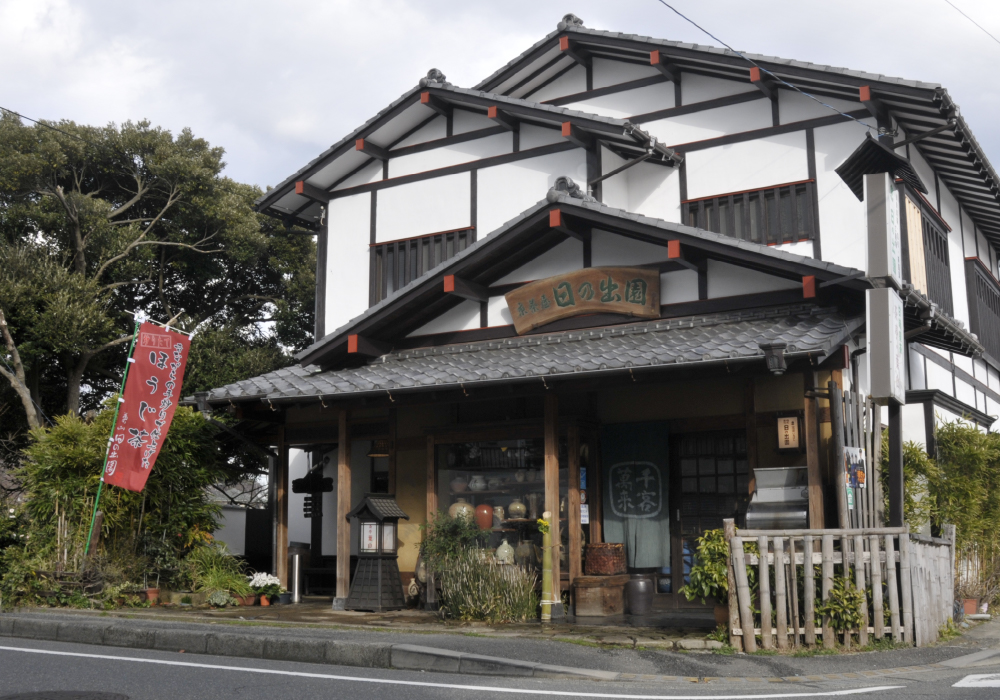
[651,0,884,135]
[942,0,1000,48]
[0,105,93,145]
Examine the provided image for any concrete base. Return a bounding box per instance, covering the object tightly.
[331,597,347,610]
[550,602,566,620]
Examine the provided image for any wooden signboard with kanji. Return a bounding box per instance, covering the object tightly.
[504,267,660,334]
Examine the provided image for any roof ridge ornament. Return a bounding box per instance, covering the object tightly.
[419,68,451,87]
[558,14,585,30]
[547,176,597,203]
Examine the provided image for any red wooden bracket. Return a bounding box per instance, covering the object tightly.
[802,275,816,299]
[667,240,681,259]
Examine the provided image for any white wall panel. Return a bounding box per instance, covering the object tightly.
[990,366,1000,392]
[376,173,470,243]
[408,299,481,336]
[910,148,938,213]
[954,353,973,374]
[601,149,629,211]
[909,346,926,390]
[977,230,990,263]
[644,99,772,147]
[453,109,495,134]
[988,398,1000,430]
[974,358,988,383]
[956,377,976,409]
[686,131,809,199]
[962,208,976,257]
[814,121,872,271]
[476,150,586,237]
[901,403,926,447]
[592,58,660,88]
[591,229,668,266]
[928,346,950,360]
[392,116,447,148]
[389,132,511,178]
[326,193,372,333]
[518,124,563,150]
[526,65,586,102]
[563,83,675,120]
[681,74,757,104]
[773,241,815,258]
[707,260,800,298]
[213,507,246,555]
[495,238,583,284]
[333,160,382,190]
[627,161,681,223]
[661,269,699,304]
[926,359,954,395]
[949,222,970,326]
[778,91,863,124]
[487,295,514,327]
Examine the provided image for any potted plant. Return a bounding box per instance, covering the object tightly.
[680,528,731,625]
[248,572,282,606]
[183,543,254,602]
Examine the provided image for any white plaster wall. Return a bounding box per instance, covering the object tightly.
[778,91,864,124]
[990,366,1000,392]
[592,57,660,89]
[628,161,681,222]
[453,109,495,134]
[680,74,757,104]
[563,82,675,120]
[495,238,583,284]
[408,299,481,336]
[326,193,372,333]
[591,229,668,266]
[349,440,372,557]
[707,260,800,298]
[685,131,809,200]
[320,449,338,556]
[333,160,382,190]
[389,132,511,178]
[940,183,970,326]
[643,99,772,148]
[910,148,939,212]
[962,209,977,258]
[956,376,977,409]
[988,397,1000,429]
[391,117,447,149]
[287,448,311,546]
[476,149,587,237]
[926,359,954,395]
[773,241,815,258]
[954,353,973,374]
[661,269,699,304]
[487,295,513,327]
[376,173,470,242]
[518,124,563,150]
[813,120,873,272]
[601,149,629,211]
[525,64,587,102]
[909,346,927,390]
[213,507,246,556]
[901,403,927,448]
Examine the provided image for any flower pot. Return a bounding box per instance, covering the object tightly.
[714,603,730,626]
[237,595,257,606]
[278,592,292,605]
[145,588,160,606]
[260,595,271,607]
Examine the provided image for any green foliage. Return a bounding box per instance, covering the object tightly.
[181,324,289,396]
[180,595,192,605]
[438,548,538,623]
[419,510,488,574]
[706,624,729,643]
[207,590,237,607]
[880,434,937,530]
[182,543,252,597]
[680,528,729,603]
[815,577,865,632]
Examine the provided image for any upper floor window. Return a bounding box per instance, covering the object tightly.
[370,227,476,306]
[681,180,818,247]
[901,190,953,316]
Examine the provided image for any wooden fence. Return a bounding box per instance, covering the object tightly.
[725,520,955,651]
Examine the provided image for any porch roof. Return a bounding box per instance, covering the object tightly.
[198,304,860,406]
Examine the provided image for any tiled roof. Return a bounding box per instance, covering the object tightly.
[204,305,860,405]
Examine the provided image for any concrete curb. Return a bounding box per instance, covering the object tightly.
[0,613,613,681]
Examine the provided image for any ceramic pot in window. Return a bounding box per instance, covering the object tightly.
[487,477,501,490]
[492,505,505,527]
[469,475,487,492]
[496,539,514,564]
[508,498,527,519]
[475,503,493,530]
[450,476,468,493]
[449,497,474,520]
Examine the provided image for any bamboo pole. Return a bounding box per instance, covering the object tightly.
[731,536,757,653]
[870,534,884,639]
[724,519,742,651]
[759,535,773,649]
[789,537,801,647]
[804,535,816,646]
[899,533,914,645]
[542,510,553,622]
[821,534,835,649]
[885,534,901,642]
[774,537,788,649]
[854,533,868,647]
[841,534,852,649]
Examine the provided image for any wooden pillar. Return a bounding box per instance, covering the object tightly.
[425,435,437,522]
[723,519,742,651]
[275,428,289,588]
[888,401,904,527]
[567,424,582,590]
[335,410,351,605]
[589,434,603,544]
[745,378,758,493]
[803,373,825,529]
[388,407,397,495]
[543,394,562,614]
[829,380,849,529]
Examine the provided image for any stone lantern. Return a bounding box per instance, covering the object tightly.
[344,494,409,611]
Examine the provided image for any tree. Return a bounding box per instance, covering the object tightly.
[0,113,314,424]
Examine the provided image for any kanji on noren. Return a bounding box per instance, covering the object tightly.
[104,323,191,492]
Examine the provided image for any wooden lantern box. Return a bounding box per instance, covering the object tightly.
[572,574,631,617]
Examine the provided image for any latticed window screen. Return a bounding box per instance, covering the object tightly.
[682,180,818,246]
[370,227,475,305]
[677,430,750,536]
[921,217,953,316]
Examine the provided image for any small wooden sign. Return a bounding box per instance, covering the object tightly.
[505,267,660,334]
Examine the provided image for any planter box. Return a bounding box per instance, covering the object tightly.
[964,598,980,615]
[161,591,207,606]
[573,574,630,617]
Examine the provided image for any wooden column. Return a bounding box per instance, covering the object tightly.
[589,434,603,544]
[335,410,351,603]
[567,424,582,589]
[543,394,562,612]
[829,380,849,529]
[425,434,438,610]
[745,379,758,493]
[275,428,289,588]
[888,401,904,527]
[388,407,397,495]
[803,373,825,529]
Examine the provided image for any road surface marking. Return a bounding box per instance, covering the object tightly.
[953,674,1000,687]
[0,644,902,699]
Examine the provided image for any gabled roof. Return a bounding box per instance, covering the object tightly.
[475,19,1000,245]
[292,184,868,369]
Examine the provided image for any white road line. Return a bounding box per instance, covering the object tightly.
[953,673,1000,687]
[0,644,901,699]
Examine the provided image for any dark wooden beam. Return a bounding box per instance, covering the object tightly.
[666,239,698,271]
[354,138,389,161]
[749,67,778,102]
[347,334,390,357]
[548,208,590,242]
[487,105,519,132]
[649,50,681,83]
[295,180,329,203]
[859,85,890,123]
[561,121,593,149]
[420,91,452,118]
[559,35,591,68]
[443,274,489,303]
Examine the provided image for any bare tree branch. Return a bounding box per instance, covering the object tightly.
[0,306,40,429]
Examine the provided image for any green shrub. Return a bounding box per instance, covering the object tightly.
[182,543,252,597]
[207,590,236,607]
[419,510,488,574]
[815,577,865,632]
[439,548,538,623]
[681,528,729,603]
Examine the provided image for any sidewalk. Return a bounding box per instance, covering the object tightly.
[3,603,999,682]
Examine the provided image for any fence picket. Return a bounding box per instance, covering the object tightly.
[731,536,756,653]
[822,535,835,649]
[759,535,773,649]
[789,537,801,647]
[804,535,816,646]
[870,534,884,639]
[774,537,788,649]
[899,533,914,645]
[885,534,901,642]
[854,533,868,646]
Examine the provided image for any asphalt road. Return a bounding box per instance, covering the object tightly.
[2,638,999,700]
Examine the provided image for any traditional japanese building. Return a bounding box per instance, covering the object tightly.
[194,15,1000,613]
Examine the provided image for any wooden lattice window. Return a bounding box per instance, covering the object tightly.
[682,180,818,246]
[370,227,475,305]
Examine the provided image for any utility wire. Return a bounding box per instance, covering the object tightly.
[942,0,1000,48]
[0,105,93,145]
[651,0,884,135]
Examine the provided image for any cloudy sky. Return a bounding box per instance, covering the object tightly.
[2,0,998,190]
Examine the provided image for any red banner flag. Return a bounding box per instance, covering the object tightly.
[104,322,191,492]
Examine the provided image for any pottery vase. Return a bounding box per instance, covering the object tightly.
[514,540,535,568]
[624,575,654,615]
[469,475,487,492]
[475,503,494,530]
[449,497,474,520]
[508,498,527,519]
[514,470,526,483]
[492,505,505,527]
[487,477,501,490]
[450,476,468,492]
[496,539,515,564]
[526,492,542,520]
